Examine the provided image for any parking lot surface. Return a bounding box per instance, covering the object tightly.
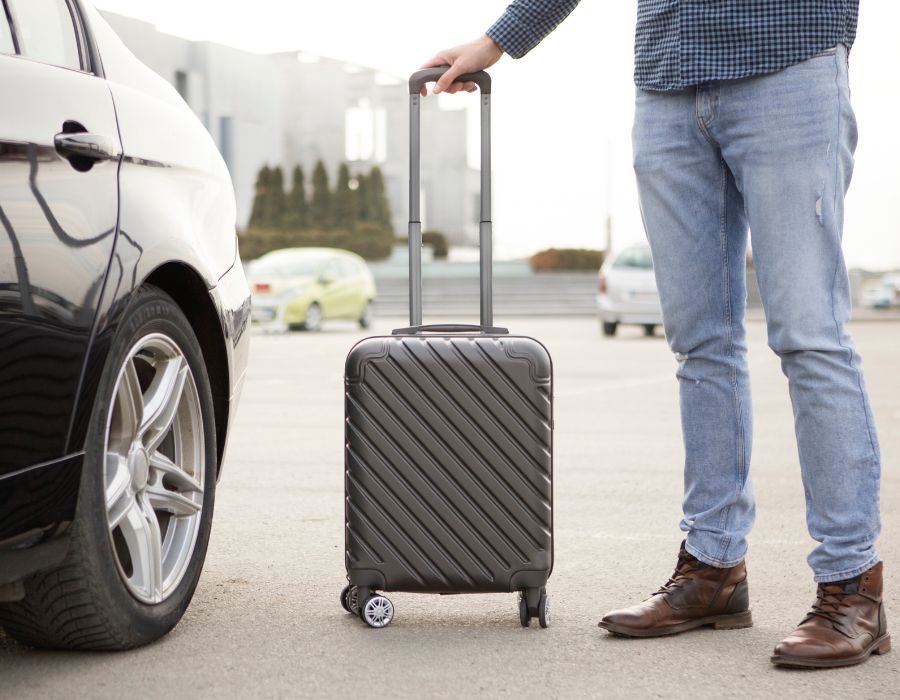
[3,317,899,698]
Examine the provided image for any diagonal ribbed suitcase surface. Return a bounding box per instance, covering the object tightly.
[344,333,553,593]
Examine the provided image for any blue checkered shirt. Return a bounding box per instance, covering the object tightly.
[487,0,859,91]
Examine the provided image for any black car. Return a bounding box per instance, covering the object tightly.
[0,0,250,649]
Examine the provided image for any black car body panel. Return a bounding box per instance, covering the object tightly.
[0,55,121,473]
[0,453,81,585]
[0,1,249,585]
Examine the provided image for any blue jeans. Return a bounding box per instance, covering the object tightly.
[633,45,881,582]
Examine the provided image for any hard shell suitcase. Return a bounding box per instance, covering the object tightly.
[341,67,553,629]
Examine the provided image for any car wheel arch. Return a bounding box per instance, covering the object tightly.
[144,263,229,477]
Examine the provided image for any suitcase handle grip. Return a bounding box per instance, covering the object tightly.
[408,66,492,95]
[392,323,509,336]
[409,68,493,329]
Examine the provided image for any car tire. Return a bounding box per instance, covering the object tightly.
[643,324,656,337]
[602,321,618,337]
[358,301,373,330]
[301,302,323,332]
[0,286,217,650]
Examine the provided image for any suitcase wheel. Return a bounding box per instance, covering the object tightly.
[340,585,359,615]
[518,592,531,628]
[538,593,551,629]
[519,588,550,629]
[361,594,394,629]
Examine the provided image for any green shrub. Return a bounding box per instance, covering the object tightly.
[239,224,393,262]
[351,223,394,261]
[239,227,303,261]
[422,230,449,260]
[529,248,606,272]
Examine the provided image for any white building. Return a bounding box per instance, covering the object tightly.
[102,12,479,244]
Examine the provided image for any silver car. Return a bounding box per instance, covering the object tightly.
[597,244,663,337]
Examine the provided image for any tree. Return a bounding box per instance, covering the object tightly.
[355,172,370,222]
[267,167,287,228]
[333,163,357,231]
[248,165,272,228]
[284,165,308,230]
[309,160,332,229]
[242,160,396,262]
[248,165,287,228]
[365,166,392,232]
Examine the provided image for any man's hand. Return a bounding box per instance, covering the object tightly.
[420,35,504,96]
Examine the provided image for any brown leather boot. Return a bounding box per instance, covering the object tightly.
[771,562,891,668]
[598,542,752,637]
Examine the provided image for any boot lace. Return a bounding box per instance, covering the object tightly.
[805,584,853,627]
[652,553,704,596]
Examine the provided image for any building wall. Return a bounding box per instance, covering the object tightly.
[100,12,478,244]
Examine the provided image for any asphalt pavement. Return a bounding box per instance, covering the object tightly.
[2,316,899,699]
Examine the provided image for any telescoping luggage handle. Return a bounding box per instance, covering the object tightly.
[393,66,508,336]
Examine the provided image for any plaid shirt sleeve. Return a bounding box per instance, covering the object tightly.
[487,0,581,59]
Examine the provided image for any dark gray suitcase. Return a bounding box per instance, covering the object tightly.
[341,67,553,629]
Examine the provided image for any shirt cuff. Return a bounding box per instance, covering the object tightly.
[487,15,541,59]
[486,1,580,59]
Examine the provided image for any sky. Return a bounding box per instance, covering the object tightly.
[92,0,900,269]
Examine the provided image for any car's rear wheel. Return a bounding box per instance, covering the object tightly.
[301,302,323,332]
[602,321,618,337]
[0,286,217,650]
[643,324,657,337]
[359,301,373,329]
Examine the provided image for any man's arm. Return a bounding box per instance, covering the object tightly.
[422,0,581,95]
[487,0,581,60]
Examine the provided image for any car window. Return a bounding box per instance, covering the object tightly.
[252,252,326,277]
[321,260,342,279]
[612,247,654,271]
[338,258,359,277]
[0,7,14,55]
[7,0,81,70]
[292,258,327,277]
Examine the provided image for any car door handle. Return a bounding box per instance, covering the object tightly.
[54,132,121,162]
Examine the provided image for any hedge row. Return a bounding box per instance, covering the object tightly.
[239,223,394,262]
[529,248,606,272]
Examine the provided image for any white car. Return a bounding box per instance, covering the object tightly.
[597,244,663,337]
[863,274,899,309]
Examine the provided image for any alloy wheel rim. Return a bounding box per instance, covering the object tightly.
[104,333,205,604]
[364,597,393,627]
[305,304,322,330]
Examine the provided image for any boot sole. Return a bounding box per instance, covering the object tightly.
[770,634,891,669]
[598,610,753,638]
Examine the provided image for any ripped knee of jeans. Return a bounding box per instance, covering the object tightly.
[815,176,826,225]
[675,352,701,385]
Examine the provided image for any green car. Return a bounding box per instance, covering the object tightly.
[248,248,376,332]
